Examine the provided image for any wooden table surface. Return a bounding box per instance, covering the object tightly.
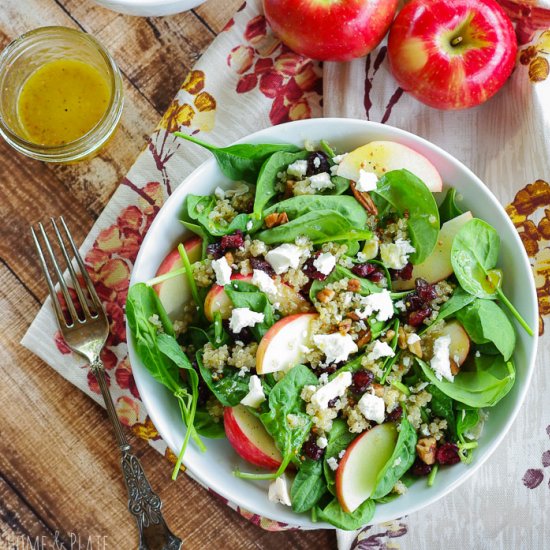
[0,1,335,548]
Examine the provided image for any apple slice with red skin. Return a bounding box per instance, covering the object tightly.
[153,236,202,321]
[393,211,473,291]
[256,312,318,374]
[204,273,312,322]
[336,422,398,513]
[439,320,470,368]
[224,405,283,470]
[337,141,443,192]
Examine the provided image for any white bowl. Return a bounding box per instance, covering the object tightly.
[128,118,538,530]
[92,0,206,16]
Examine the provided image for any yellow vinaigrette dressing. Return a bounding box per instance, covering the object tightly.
[17,58,111,146]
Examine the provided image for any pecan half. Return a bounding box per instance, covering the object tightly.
[416,437,437,465]
[351,181,378,216]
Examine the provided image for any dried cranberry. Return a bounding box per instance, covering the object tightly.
[302,253,328,281]
[220,230,244,251]
[405,293,425,312]
[316,363,338,376]
[392,262,413,281]
[250,257,275,276]
[408,307,432,327]
[415,278,437,302]
[386,405,403,422]
[302,433,325,461]
[224,321,255,344]
[352,263,377,278]
[367,269,385,283]
[436,443,460,465]
[306,151,331,176]
[411,458,433,476]
[351,370,374,393]
[206,242,223,259]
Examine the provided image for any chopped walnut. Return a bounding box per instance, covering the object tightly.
[316,288,335,303]
[346,311,361,321]
[224,251,234,265]
[408,340,423,358]
[357,329,372,348]
[347,278,361,292]
[264,212,289,228]
[416,436,437,465]
[338,318,352,334]
[372,383,384,398]
[398,326,408,350]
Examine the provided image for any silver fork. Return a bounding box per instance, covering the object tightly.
[32,217,182,550]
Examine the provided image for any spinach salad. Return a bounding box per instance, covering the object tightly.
[126,135,533,530]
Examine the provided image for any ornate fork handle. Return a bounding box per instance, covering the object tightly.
[90,359,182,550]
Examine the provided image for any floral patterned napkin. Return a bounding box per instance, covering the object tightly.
[22,0,550,547]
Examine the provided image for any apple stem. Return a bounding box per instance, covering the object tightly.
[451,36,463,47]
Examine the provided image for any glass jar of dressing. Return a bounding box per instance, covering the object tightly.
[0,27,123,162]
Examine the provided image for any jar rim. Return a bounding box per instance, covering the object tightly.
[0,26,124,162]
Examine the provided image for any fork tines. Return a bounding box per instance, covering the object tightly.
[31,217,102,328]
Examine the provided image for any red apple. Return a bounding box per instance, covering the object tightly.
[263,0,398,62]
[153,236,202,321]
[387,0,517,110]
[224,405,283,470]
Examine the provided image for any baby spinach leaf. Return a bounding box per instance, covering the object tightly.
[331,175,351,195]
[456,407,480,443]
[451,219,500,299]
[257,209,372,245]
[263,194,367,229]
[310,264,381,303]
[291,458,327,513]
[224,280,274,340]
[451,218,534,336]
[323,419,357,495]
[254,150,308,216]
[456,299,516,361]
[373,169,440,264]
[175,132,299,182]
[439,187,464,224]
[194,407,226,438]
[260,364,318,467]
[371,417,417,500]
[435,287,476,322]
[185,194,251,237]
[314,497,375,531]
[417,355,515,408]
[428,384,456,438]
[196,351,250,407]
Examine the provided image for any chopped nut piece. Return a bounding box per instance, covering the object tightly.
[357,329,372,348]
[383,329,396,343]
[316,288,336,303]
[346,311,361,321]
[408,340,423,358]
[416,436,437,465]
[264,212,289,228]
[338,318,353,334]
[347,278,361,292]
[372,383,384,398]
[398,326,408,350]
[350,181,378,216]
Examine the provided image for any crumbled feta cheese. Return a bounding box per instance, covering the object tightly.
[310,371,352,410]
[355,169,378,192]
[229,307,265,334]
[475,350,481,358]
[393,457,402,468]
[299,344,312,354]
[367,340,395,361]
[252,269,277,295]
[287,160,308,178]
[327,457,339,471]
[355,289,394,322]
[309,172,334,191]
[358,392,385,424]
[265,243,302,275]
[318,372,329,385]
[211,257,232,286]
[313,156,321,168]
[402,355,412,367]
[214,186,225,199]
[313,252,336,275]
[380,239,416,270]
[240,375,266,408]
[246,220,253,231]
[313,333,358,365]
[317,436,328,449]
[330,164,339,175]
[430,335,454,382]
[338,449,346,459]
[268,475,291,506]
[332,153,347,164]
[407,333,421,345]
